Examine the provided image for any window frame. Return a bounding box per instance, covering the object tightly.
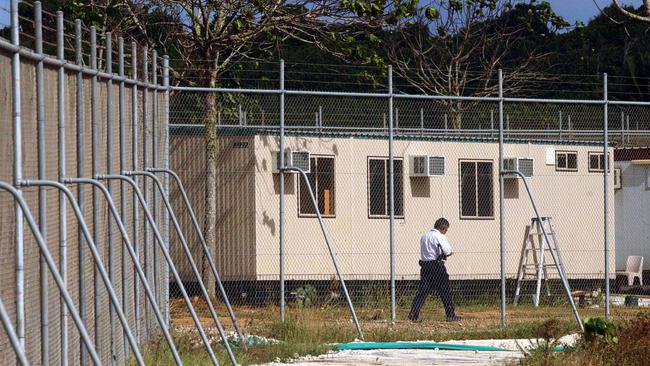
[588,151,611,173]
[555,150,578,172]
[297,155,336,218]
[367,156,405,219]
[458,159,495,220]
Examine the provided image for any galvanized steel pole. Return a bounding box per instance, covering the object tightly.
[56,12,69,366]
[148,168,245,343]
[388,65,396,325]
[162,55,171,327]
[498,70,506,326]
[142,46,152,339]
[118,36,129,360]
[604,73,610,318]
[152,50,160,317]
[90,26,102,352]
[280,59,286,322]
[0,297,29,366]
[20,180,147,366]
[284,167,364,339]
[10,0,25,350]
[127,171,238,365]
[63,178,184,366]
[74,18,88,366]
[34,4,49,364]
[131,41,141,340]
[0,181,103,366]
[105,32,118,364]
[97,174,221,366]
[501,172,584,332]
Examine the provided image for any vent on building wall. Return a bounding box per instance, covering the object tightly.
[503,157,534,178]
[428,156,445,176]
[410,155,445,177]
[272,150,311,173]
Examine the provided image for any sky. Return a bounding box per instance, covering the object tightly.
[0,0,643,31]
[547,0,637,25]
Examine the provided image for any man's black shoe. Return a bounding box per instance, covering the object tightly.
[446,316,462,322]
[408,314,420,322]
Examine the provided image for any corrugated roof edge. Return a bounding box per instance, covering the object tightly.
[168,125,616,147]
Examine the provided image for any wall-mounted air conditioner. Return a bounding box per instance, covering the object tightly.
[272,150,311,173]
[410,155,445,177]
[503,157,534,178]
[614,167,622,190]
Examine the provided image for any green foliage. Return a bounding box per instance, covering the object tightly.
[294,285,318,307]
[425,7,440,20]
[583,317,618,344]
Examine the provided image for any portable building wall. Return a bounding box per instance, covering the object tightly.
[170,127,614,284]
[614,147,650,271]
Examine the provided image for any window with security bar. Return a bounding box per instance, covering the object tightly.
[555,151,578,171]
[460,160,494,219]
[588,151,610,173]
[298,156,336,217]
[368,157,404,218]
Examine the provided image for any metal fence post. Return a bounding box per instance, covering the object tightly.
[604,73,610,319]
[90,26,102,354]
[0,297,29,366]
[106,30,118,365]
[75,18,88,366]
[10,0,25,351]
[131,41,141,341]
[420,108,424,136]
[57,11,69,366]
[118,36,129,360]
[498,70,506,326]
[142,46,152,340]
[34,3,49,364]
[388,65,396,325]
[280,59,286,322]
[152,50,160,321]
[163,55,170,327]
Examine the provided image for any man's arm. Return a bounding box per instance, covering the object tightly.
[439,235,453,256]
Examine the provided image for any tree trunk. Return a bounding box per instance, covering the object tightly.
[451,100,463,129]
[203,85,218,298]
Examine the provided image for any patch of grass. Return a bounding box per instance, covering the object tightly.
[161,298,645,365]
[514,312,650,366]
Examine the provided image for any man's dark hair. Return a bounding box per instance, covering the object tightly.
[434,217,450,231]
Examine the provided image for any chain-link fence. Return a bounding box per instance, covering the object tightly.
[168,63,650,340]
[0,1,172,364]
[4,1,650,365]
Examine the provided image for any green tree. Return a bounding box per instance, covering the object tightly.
[384,0,568,128]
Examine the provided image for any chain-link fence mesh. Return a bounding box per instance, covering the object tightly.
[4,2,650,363]
[168,85,649,338]
[0,8,169,363]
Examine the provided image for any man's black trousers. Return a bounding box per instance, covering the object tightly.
[409,260,456,319]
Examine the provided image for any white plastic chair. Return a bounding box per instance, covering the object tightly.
[617,256,644,286]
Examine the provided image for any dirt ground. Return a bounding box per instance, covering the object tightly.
[169,297,646,337]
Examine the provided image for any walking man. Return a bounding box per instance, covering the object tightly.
[408,217,461,322]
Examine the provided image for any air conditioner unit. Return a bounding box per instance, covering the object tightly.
[410,155,445,177]
[503,157,534,178]
[428,156,445,176]
[409,155,429,177]
[272,150,311,173]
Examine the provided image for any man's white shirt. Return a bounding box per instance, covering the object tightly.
[420,229,453,261]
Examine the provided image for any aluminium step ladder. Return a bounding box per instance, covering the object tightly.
[513,217,570,307]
